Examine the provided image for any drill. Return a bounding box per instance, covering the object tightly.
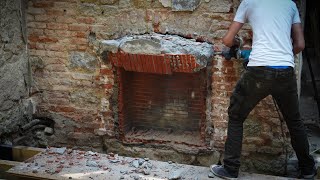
[216,46,252,61]
[215,35,252,61]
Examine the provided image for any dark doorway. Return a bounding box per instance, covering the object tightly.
[300,0,320,152]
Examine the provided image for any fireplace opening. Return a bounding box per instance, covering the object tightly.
[118,69,207,147]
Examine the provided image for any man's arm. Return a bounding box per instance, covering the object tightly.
[222,21,244,47]
[291,23,305,54]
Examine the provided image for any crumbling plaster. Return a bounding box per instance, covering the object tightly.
[0,0,32,142]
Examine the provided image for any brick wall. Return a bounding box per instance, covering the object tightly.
[27,0,288,167]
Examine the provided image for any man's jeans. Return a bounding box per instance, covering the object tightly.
[223,66,315,176]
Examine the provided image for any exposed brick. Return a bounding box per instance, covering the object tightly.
[33,1,54,8]
[56,16,77,24]
[68,24,91,31]
[46,9,65,16]
[76,17,96,24]
[47,23,69,30]
[28,36,58,43]
[77,45,88,51]
[45,44,66,51]
[75,32,87,38]
[69,38,88,45]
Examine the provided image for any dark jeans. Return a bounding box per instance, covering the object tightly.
[223,66,315,176]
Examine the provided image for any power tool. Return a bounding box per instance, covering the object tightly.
[217,46,251,61]
[215,36,252,61]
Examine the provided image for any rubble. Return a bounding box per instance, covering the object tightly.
[168,169,183,179]
[44,127,54,135]
[48,147,67,155]
[8,148,296,180]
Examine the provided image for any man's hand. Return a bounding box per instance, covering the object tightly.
[222,21,244,47]
[291,23,305,54]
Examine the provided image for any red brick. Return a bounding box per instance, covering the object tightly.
[34,15,52,22]
[100,69,113,75]
[103,84,113,89]
[129,54,135,71]
[69,38,88,45]
[39,36,59,43]
[75,32,87,38]
[222,60,234,67]
[45,44,65,51]
[135,54,142,72]
[47,23,68,30]
[33,1,54,8]
[28,43,37,49]
[77,45,88,51]
[221,67,236,74]
[224,75,238,82]
[46,9,64,16]
[56,16,77,24]
[76,17,96,24]
[68,24,90,31]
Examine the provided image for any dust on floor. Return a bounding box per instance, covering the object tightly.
[8,147,293,180]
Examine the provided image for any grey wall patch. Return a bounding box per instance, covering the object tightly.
[69,52,98,72]
[159,0,172,8]
[172,0,201,11]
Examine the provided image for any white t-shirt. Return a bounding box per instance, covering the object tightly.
[234,0,301,67]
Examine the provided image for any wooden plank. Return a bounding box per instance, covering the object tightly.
[0,160,21,171]
[12,146,45,162]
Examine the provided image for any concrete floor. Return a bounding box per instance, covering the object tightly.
[7,148,297,180]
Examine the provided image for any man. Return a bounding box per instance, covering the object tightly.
[210,0,316,179]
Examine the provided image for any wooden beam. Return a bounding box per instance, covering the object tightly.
[12,146,45,162]
[0,160,21,171]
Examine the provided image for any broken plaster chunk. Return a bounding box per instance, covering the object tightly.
[142,161,152,169]
[172,0,201,11]
[131,160,140,168]
[120,170,127,174]
[159,0,172,7]
[110,159,121,163]
[208,172,215,178]
[100,40,121,53]
[143,167,151,175]
[50,147,67,155]
[168,169,183,180]
[85,151,97,156]
[138,158,145,165]
[44,127,54,135]
[94,128,107,136]
[132,175,140,180]
[86,160,99,167]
